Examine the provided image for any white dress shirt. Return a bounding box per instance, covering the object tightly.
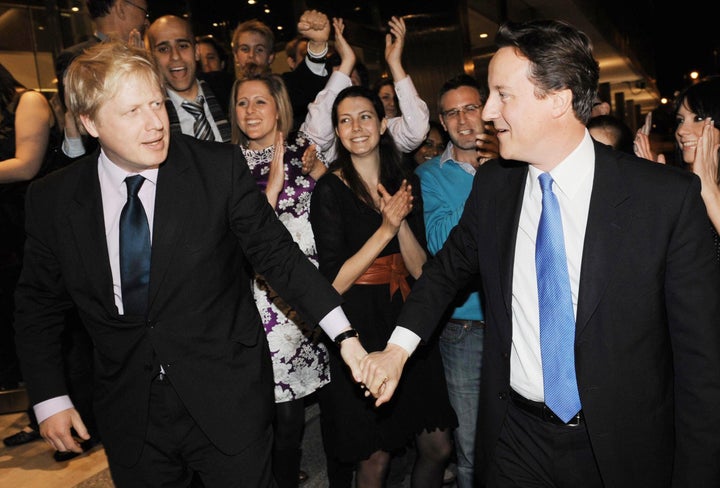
[389,131,596,384]
[511,132,595,401]
[166,83,223,141]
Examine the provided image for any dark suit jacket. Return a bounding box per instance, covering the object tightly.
[14,135,343,467]
[397,141,720,486]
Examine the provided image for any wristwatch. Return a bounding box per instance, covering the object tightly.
[334,328,359,346]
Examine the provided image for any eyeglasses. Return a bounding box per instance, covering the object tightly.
[124,0,150,19]
[441,104,481,120]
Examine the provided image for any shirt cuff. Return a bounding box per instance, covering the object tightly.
[34,395,74,424]
[318,306,352,341]
[62,134,86,158]
[388,326,421,355]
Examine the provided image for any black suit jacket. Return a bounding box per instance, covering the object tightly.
[14,135,343,467]
[398,141,720,486]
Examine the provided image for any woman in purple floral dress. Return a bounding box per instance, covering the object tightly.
[230,66,329,488]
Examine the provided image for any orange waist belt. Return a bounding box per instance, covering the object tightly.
[354,253,411,301]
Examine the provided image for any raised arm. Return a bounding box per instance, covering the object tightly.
[300,17,354,158]
[383,17,430,153]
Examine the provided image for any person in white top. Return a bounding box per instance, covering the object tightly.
[301,16,429,163]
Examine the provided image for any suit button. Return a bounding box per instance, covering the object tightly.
[502,352,509,359]
[146,320,154,328]
[498,392,506,400]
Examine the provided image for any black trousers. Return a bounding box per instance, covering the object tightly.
[108,377,275,488]
[485,398,603,488]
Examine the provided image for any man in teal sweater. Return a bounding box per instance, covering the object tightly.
[415,74,498,488]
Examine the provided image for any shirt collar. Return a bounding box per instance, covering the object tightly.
[99,149,159,190]
[166,80,204,106]
[527,130,595,200]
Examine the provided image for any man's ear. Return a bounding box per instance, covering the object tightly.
[267,51,275,66]
[79,114,99,138]
[195,44,201,63]
[552,88,573,118]
[114,0,127,21]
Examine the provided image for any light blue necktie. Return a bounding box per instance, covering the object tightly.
[536,172,581,423]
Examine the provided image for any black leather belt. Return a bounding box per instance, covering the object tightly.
[510,390,582,427]
[447,319,485,328]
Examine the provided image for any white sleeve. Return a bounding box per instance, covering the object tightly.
[300,70,352,162]
[386,76,430,153]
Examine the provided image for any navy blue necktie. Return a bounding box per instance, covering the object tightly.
[120,175,151,316]
[536,173,581,423]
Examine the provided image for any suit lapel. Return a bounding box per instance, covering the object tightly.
[575,146,631,337]
[67,155,116,312]
[147,138,193,313]
[495,162,528,322]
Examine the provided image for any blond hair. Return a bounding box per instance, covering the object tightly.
[64,41,163,133]
[231,19,274,54]
[230,63,293,147]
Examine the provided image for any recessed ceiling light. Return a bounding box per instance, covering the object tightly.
[479,33,488,39]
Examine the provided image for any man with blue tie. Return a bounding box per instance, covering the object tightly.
[12,41,366,487]
[360,19,720,487]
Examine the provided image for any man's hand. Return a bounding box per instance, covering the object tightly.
[360,343,409,407]
[39,408,89,454]
[476,123,499,164]
[297,10,331,46]
[339,336,368,384]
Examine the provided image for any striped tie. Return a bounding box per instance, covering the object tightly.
[181,96,215,141]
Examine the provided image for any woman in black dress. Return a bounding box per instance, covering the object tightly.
[310,85,456,487]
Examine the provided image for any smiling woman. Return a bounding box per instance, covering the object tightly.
[309,85,457,486]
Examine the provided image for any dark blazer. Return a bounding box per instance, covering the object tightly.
[397,141,720,486]
[14,135,343,467]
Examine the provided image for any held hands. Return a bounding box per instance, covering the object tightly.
[476,123,499,164]
[39,408,89,454]
[339,336,368,384]
[378,180,413,235]
[359,344,409,407]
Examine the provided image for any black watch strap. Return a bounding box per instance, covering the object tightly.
[334,328,359,346]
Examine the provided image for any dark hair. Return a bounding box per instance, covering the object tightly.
[330,85,409,208]
[673,75,720,168]
[196,35,229,66]
[86,0,117,19]
[408,120,449,164]
[587,115,634,154]
[0,63,24,131]
[494,19,599,124]
[437,73,487,113]
[373,77,401,117]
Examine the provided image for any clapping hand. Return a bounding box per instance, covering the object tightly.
[377,180,413,234]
